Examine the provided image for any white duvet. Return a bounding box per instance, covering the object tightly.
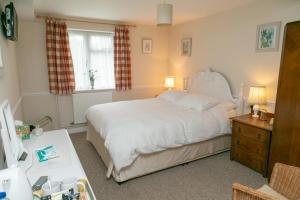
[86,98,233,172]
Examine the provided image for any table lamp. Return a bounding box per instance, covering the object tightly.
[248,86,266,118]
[164,76,175,90]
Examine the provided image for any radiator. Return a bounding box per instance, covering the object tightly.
[72,91,112,124]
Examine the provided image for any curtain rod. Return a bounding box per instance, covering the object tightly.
[35,15,137,28]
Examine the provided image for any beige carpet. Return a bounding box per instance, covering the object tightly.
[70,132,266,200]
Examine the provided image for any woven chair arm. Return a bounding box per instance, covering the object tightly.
[232,183,276,200]
[270,163,300,200]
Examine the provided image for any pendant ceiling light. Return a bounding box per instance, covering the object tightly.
[157,1,173,26]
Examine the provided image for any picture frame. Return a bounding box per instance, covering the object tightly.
[142,39,152,54]
[256,22,281,52]
[181,38,192,56]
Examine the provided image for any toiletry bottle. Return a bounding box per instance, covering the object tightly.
[0,192,8,200]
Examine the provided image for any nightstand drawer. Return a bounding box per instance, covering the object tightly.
[233,122,268,143]
[231,114,273,177]
[233,137,267,158]
[232,148,265,174]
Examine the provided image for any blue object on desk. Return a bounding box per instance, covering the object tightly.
[0,192,6,199]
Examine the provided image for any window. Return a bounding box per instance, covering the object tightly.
[68,30,115,91]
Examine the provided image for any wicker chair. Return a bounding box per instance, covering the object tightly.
[232,163,300,200]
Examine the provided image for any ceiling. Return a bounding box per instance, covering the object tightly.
[13,0,256,25]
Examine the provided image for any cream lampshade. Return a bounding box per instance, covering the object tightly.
[164,76,175,90]
[248,86,266,118]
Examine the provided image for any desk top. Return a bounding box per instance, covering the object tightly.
[20,129,95,199]
[231,114,273,131]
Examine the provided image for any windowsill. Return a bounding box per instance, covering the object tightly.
[73,88,115,94]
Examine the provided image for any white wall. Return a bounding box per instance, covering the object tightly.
[0,40,23,119]
[17,20,169,128]
[168,0,300,102]
[0,2,23,169]
[0,12,22,120]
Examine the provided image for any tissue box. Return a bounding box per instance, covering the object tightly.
[16,125,30,140]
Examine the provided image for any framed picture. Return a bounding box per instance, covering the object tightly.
[181,38,192,56]
[142,39,152,54]
[256,22,281,52]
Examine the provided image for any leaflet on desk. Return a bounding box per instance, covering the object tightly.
[36,145,59,162]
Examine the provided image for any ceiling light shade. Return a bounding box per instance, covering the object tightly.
[157,3,173,26]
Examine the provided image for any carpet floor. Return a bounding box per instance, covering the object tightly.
[70,132,266,200]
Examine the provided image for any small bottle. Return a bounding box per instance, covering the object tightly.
[0,192,8,200]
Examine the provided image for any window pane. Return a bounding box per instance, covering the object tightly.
[69,32,89,91]
[69,30,115,90]
[90,51,115,89]
[89,33,115,89]
[89,33,114,52]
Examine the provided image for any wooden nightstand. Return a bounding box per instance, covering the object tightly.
[230,114,273,177]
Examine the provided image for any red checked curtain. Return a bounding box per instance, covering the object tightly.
[114,26,132,90]
[45,18,75,95]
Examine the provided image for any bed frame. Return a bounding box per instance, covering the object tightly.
[87,122,231,182]
[86,68,244,182]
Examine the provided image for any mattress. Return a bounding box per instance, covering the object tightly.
[87,121,231,182]
[86,98,234,171]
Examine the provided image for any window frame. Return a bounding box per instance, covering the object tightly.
[68,29,115,92]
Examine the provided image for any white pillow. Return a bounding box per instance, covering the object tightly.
[158,90,187,103]
[217,101,236,111]
[176,93,219,111]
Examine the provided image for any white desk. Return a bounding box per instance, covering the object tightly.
[20,129,96,199]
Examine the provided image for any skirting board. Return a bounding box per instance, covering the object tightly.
[66,125,87,134]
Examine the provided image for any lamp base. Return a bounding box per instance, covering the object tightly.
[252,104,259,118]
[250,105,254,115]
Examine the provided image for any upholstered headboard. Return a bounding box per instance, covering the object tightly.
[189,69,234,101]
[189,68,244,113]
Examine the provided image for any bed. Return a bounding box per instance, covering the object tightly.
[86,69,243,182]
